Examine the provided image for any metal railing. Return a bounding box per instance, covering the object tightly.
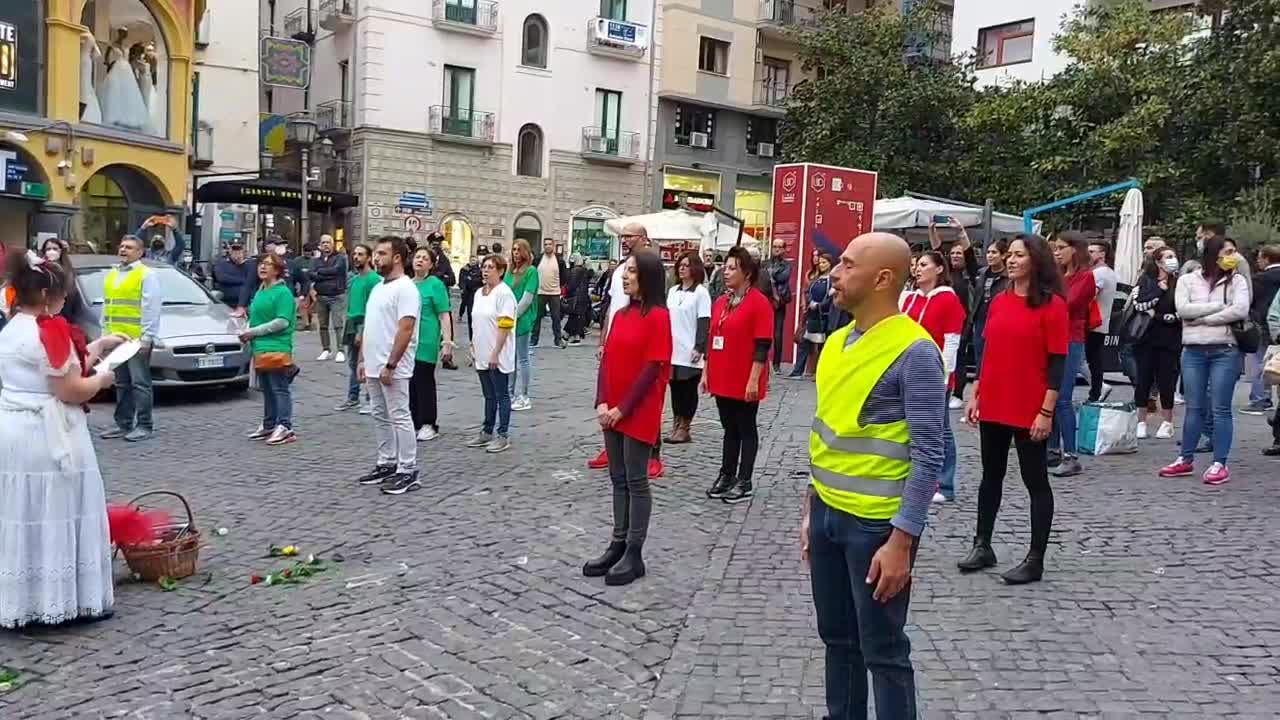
[432,0,499,31]
[758,0,820,28]
[322,159,360,193]
[581,127,640,159]
[318,0,354,30]
[753,79,792,107]
[283,7,314,36]
[315,99,353,132]
[428,106,496,142]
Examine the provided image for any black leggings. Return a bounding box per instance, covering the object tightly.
[716,397,760,484]
[670,373,701,419]
[409,360,437,431]
[1085,331,1107,400]
[953,330,972,398]
[976,421,1054,556]
[1133,342,1179,410]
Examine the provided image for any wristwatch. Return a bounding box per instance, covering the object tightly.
[385,362,396,370]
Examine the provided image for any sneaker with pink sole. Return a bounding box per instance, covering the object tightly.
[1202,462,1230,485]
[1158,457,1194,478]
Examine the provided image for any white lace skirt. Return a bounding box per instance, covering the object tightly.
[0,398,114,628]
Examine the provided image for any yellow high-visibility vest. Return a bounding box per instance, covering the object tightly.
[810,313,935,519]
[103,264,149,340]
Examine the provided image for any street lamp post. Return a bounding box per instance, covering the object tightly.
[287,116,318,250]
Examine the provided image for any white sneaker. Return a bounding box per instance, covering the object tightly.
[1174,393,1185,406]
[1156,421,1174,439]
[948,397,963,410]
[932,492,947,504]
[417,426,438,441]
[512,396,532,411]
[358,403,372,415]
[265,425,296,446]
[1136,421,1148,440]
[248,424,272,440]
[334,351,346,363]
[317,350,332,362]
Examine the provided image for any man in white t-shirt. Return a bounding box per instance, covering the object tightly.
[1086,240,1119,402]
[356,237,421,495]
[532,238,567,348]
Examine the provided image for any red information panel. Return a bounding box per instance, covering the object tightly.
[770,163,877,363]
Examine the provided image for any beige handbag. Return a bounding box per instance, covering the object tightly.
[1264,345,1280,386]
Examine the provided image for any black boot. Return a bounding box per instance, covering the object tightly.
[582,541,627,577]
[722,476,754,504]
[1000,551,1044,585]
[706,472,734,499]
[605,544,646,586]
[956,536,997,572]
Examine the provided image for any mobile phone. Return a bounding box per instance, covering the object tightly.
[932,215,952,225]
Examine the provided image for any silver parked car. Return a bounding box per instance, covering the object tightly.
[73,256,252,390]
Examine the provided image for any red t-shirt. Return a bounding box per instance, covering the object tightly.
[978,292,1069,430]
[1063,269,1097,342]
[706,288,773,401]
[600,306,672,445]
[901,287,966,388]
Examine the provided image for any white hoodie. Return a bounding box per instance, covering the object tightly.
[899,285,962,377]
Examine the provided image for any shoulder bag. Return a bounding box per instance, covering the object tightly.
[1224,280,1261,354]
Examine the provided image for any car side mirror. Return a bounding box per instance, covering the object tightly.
[211,290,224,302]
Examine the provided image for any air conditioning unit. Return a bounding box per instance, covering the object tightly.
[756,142,775,158]
[587,136,610,153]
[690,131,709,148]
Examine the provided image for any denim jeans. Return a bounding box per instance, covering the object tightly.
[314,293,347,352]
[1179,345,1241,465]
[258,369,292,430]
[972,332,986,377]
[345,339,360,402]
[113,351,154,431]
[791,340,821,376]
[478,368,512,437]
[531,294,563,346]
[808,495,918,720]
[1049,341,1085,455]
[939,410,957,499]
[510,333,532,399]
[1248,343,1273,405]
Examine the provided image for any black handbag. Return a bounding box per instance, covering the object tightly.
[1118,300,1153,345]
[1223,281,1261,353]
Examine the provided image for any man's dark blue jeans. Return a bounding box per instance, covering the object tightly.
[808,494,918,720]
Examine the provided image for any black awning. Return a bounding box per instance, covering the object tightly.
[195,179,359,212]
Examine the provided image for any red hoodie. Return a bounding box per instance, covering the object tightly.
[900,285,966,386]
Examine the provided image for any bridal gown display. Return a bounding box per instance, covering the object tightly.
[98,45,149,133]
[136,60,164,137]
[79,36,102,124]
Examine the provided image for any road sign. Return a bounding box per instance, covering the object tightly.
[404,215,423,232]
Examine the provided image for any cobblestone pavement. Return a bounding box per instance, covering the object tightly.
[3,322,1280,719]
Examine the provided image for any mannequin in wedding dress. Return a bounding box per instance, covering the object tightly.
[98,28,150,133]
[133,43,165,137]
[79,32,103,124]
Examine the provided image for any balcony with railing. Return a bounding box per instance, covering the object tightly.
[321,159,360,193]
[318,0,355,32]
[587,17,649,60]
[315,99,353,133]
[758,0,820,38]
[282,7,315,39]
[432,0,499,36]
[753,79,792,110]
[580,127,640,165]
[428,106,496,144]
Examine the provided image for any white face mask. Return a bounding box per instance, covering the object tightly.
[274,245,288,257]
[44,248,62,262]
[1161,257,1179,273]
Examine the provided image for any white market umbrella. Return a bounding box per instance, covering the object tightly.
[1115,188,1144,286]
[605,209,757,252]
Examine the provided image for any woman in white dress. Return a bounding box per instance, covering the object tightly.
[98,28,149,133]
[0,250,120,629]
[79,32,103,125]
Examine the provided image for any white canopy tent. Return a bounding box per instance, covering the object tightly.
[605,210,758,253]
[874,196,1041,234]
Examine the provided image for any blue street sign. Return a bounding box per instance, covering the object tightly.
[398,191,430,209]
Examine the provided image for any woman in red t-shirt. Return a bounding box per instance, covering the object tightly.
[900,250,966,502]
[703,246,773,504]
[959,233,1068,586]
[1047,231,1097,478]
[583,250,673,587]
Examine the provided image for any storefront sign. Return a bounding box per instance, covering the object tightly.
[0,146,45,200]
[771,162,877,362]
[0,6,40,113]
[0,21,16,90]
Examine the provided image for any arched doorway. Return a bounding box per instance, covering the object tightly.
[439,213,474,272]
[513,212,542,247]
[72,165,168,254]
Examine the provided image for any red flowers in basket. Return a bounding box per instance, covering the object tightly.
[107,504,173,547]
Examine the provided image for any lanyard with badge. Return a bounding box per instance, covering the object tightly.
[712,292,746,351]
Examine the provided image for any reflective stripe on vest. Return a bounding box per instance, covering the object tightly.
[809,314,937,520]
[103,266,148,339]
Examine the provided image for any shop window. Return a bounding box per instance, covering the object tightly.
[79,0,171,138]
[516,123,543,177]
[514,213,542,246]
[522,15,548,68]
[698,37,729,75]
[572,217,612,260]
[0,4,41,115]
[599,0,627,21]
[674,104,716,149]
[977,19,1034,69]
[746,117,779,156]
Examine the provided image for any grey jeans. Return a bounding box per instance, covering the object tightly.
[602,429,653,546]
[367,377,416,473]
[315,294,347,352]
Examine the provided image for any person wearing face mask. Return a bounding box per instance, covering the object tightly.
[1130,247,1182,440]
[1159,235,1250,485]
[40,239,88,326]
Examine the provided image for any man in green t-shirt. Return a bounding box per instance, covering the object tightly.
[335,243,381,411]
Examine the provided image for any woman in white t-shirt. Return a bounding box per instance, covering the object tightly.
[665,251,713,444]
[466,253,518,453]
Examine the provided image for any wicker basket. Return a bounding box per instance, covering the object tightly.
[119,491,201,582]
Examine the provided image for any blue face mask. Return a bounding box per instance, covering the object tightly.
[1161,257,1179,273]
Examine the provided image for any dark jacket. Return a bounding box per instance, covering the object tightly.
[1133,273,1182,349]
[459,262,483,300]
[212,257,254,308]
[288,256,313,297]
[972,265,1010,331]
[566,265,594,314]
[1251,264,1280,339]
[311,251,349,297]
[431,247,456,288]
[764,257,793,309]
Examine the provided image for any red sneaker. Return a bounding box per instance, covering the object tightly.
[1158,458,1194,478]
[587,448,609,469]
[648,458,664,479]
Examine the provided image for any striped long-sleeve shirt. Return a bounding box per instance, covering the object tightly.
[841,328,946,538]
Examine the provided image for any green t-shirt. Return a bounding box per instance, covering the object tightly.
[347,270,381,320]
[414,275,451,363]
[504,266,540,336]
[248,282,296,355]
